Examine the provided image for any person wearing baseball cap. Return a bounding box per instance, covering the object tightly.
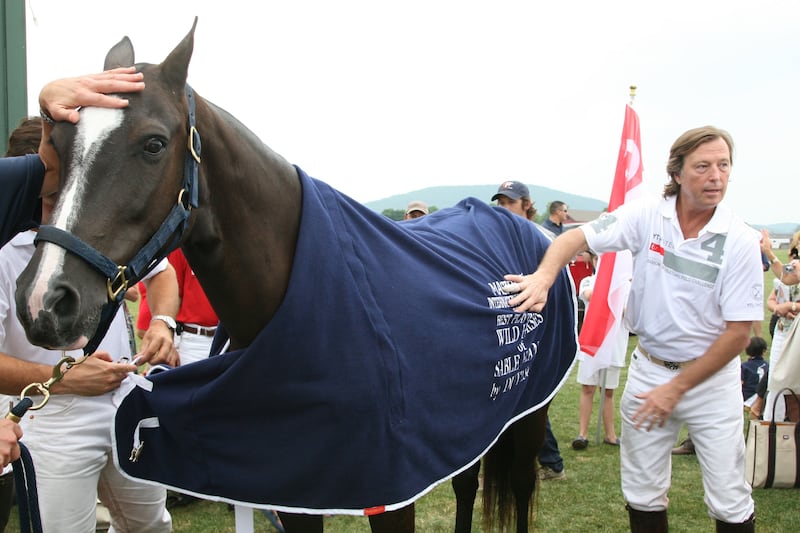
[403,200,429,220]
[491,180,564,481]
[491,181,538,220]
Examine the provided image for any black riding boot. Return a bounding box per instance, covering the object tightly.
[626,504,668,533]
[715,513,755,532]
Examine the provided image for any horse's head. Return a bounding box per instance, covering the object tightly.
[15,20,199,350]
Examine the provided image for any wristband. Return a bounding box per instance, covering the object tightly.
[39,107,55,125]
[771,257,780,265]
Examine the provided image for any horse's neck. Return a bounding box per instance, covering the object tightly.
[182,99,301,349]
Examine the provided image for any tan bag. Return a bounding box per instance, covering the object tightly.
[745,388,800,488]
[771,316,800,393]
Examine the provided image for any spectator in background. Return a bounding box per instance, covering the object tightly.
[169,248,219,365]
[761,229,784,279]
[569,251,594,331]
[491,182,565,481]
[762,229,790,338]
[764,259,800,421]
[403,200,429,220]
[572,251,627,450]
[542,201,569,235]
[491,181,538,222]
[789,230,800,260]
[135,281,152,340]
[137,249,218,366]
[741,336,768,409]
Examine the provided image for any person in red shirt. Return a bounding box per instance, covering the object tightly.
[168,249,219,365]
[137,250,218,366]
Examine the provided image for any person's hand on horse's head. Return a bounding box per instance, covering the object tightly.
[37,67,145,196]
[38,66,145,124]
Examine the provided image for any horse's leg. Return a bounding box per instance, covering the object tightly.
[451,461,481,533]
[277,512,323,533]
[510,406,550,533]
[367,504,415,533]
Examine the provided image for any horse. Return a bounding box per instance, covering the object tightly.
[15,20,576,533]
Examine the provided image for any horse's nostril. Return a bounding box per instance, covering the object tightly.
[45,283,81,323]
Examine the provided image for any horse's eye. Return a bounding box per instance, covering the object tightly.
[144,138,166,155]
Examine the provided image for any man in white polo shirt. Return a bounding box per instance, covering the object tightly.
[503,126,762,532]
[0,190,177,532]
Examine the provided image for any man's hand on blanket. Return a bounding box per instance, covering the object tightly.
[502,273,551,313]
[136,321,180,367]
[49,351,137,396]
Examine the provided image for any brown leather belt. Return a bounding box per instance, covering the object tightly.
[178,324,217,337]
[636,343,694,371]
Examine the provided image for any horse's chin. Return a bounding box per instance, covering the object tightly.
[21,311,94,351]
[65,336,89,351]
[26,328,89,352]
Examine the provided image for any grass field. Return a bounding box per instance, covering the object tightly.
[9,251,796,532]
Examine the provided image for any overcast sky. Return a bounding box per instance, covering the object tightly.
[24,0,800,225]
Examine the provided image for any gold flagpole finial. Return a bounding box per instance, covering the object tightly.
[629,85,637,106]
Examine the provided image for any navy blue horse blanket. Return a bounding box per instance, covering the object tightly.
[113,167,578,515]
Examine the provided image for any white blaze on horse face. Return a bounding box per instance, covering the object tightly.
[27,107,124,319]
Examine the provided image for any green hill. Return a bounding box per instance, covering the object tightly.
[364,184,607,213]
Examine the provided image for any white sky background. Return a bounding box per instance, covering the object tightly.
[24,0,800,225]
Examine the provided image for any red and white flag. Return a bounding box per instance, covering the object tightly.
[578,104,643,373]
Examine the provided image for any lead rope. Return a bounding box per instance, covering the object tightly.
[8,399,40,533]
[5,355,87,533]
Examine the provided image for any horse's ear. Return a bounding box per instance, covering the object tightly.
[161,17,198,88]
[104,36,135,69]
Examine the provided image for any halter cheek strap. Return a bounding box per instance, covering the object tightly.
[33,85,202,355]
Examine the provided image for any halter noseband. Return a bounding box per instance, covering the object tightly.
[34,85,202,355]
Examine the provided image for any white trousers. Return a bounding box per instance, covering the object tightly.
[175,329,214,366]
[19,393,171,533]
[620,349,754,523]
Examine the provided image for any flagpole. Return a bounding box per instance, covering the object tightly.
[593,84,637,446]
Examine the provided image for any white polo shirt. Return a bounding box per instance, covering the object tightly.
[581,195,763,362]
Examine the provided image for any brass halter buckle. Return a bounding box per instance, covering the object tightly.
[107,265,130,301]
[17,354,83,412]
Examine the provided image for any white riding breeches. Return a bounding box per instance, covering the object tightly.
[620,349,754,523]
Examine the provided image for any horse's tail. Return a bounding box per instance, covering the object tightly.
[482,429,516,532]
[481,410,545,532]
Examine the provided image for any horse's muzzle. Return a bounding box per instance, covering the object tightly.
[15,268,91,350]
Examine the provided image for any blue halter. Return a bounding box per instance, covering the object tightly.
[34,85,201,355]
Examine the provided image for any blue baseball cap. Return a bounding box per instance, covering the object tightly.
[491,181,530,201]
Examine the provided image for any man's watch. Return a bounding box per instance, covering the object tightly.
[151,315,177,332]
